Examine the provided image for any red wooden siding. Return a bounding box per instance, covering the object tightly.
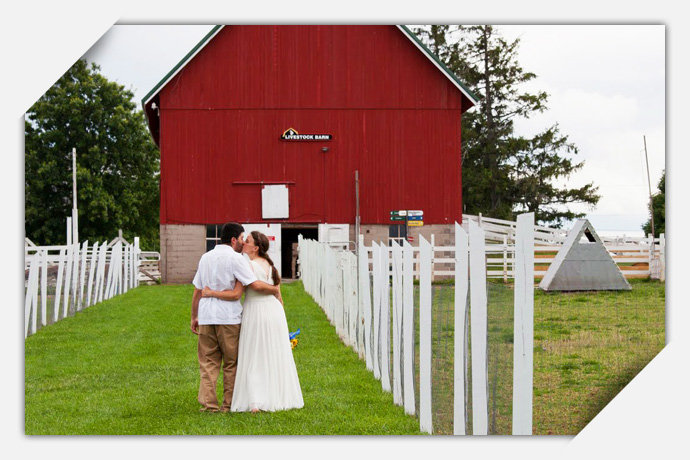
[155,25,469,226]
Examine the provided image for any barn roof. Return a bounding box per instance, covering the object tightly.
[141,25,479,108]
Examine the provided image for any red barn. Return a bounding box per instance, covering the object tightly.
[143,25,476,283]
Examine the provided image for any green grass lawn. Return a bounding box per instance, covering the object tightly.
[531,279,665,435]
[24,282,421,435]
[25,278,664,435]
[422,279,665,435]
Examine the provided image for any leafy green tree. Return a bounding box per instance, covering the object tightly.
[642,171,665,236]
[25,59,160,249]
[413,25,600,227]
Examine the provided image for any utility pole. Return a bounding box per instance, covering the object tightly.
[643,136,655,239]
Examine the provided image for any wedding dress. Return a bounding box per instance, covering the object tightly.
[230,259,304,412]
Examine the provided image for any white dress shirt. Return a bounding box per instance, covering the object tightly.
[192,244,258,325]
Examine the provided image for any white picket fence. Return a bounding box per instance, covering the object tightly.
[298,214,535,435]
[24,236,141,338]
[462,214,665,280]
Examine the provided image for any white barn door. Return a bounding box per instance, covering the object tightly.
[242,223,282,278]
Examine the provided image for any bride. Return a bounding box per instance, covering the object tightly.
[202,230,303,413]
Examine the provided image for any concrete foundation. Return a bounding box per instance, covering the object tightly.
[160,222,458,284]
[160,224,206,284]
[353,223,455,247]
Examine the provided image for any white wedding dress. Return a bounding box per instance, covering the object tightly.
[230,259,304,412]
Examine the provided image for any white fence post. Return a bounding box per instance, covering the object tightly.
[24,256,32,337]
[134,237,140,288]
[71,241,80,312]
[659,233,665,282]
[391,241,403,406]
[453,222,469,435]
[105,242,115,300]
[469,220,488,435]
[40,250,48,327]
[128,242,134,289]
[62,243,74,318]
[113,241,123,297]
[371,242,381,380]
[647,233,654,268]
[86,242,98,307]
[419,235,433,434]
[358,235,372,368]
[379,243,391,393]
[348,252,358,352]
[513,213,534,435]
[25,256,39,338]
[402,240,416,416]
[348,252,356,348]
[78,241,88,310]
[430,234,435,283]
[53,248,66,322]
[96,242,108,303]
[123,243,129,293]
[503,235,508,283]
[336,251,345,339]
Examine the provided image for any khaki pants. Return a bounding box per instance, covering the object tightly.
[197,324,241,411]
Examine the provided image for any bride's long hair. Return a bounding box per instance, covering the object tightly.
[250,231,281,285]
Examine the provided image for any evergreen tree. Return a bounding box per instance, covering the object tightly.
[25,59,160,249]
[413,25,600,227]
[642,171,665,236]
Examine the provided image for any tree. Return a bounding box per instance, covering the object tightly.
[25,59,160,250]
[642,171,665,236]
[413,25,600,227]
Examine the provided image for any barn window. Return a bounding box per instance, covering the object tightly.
[206,224,220,251]
[389,224,407,246]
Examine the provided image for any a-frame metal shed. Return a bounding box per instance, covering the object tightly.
[539,219,631,291]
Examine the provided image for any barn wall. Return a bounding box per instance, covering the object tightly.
[159,108,462,225]
[158,25,464,227]
[160,26,463,110]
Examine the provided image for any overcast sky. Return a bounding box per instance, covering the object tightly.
[82,24,665,236]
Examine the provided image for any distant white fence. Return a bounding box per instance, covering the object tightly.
[461,214,665,281]
[24,236,142,338]
[298,214,535,435]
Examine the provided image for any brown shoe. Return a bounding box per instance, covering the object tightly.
[199,407,220,413]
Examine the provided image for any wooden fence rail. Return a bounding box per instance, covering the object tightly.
[461,214,665,280]
[298,214,535,435]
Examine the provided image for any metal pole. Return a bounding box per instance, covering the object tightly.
[72,147,78,244]
[643,136,655,255]
[355,170,360,256]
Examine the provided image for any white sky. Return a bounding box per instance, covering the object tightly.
[82,24,665,235]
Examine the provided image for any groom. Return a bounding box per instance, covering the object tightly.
[190,222,280,413]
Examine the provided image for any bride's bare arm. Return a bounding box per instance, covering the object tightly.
[201,282,244,301]
[246,280,280,297]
